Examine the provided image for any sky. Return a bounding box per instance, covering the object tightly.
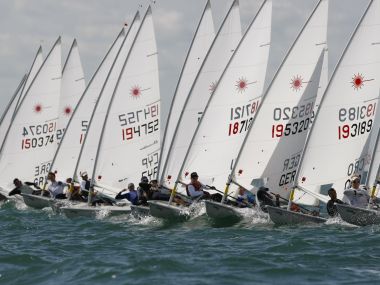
[0,0,369,124]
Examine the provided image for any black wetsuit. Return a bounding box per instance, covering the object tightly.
[326,199,344,217]
[257,189,280,212]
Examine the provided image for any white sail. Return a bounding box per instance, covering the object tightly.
[0,38,62,189]
[92,6,159,189]
[295,0,380,204]
[50,28,126,182]
[76,13,141,181]
[0,47,44,148]
[158,0,215,180]
[176,0,272,192]
[56,39,86,143]
[231,0,328,199]
[161,0,242,189]
[367,129,380,186]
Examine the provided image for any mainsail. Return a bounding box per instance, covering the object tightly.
[176,0,272,192]
[160,0,242,189]
[0,38,62,189]
[295,0,380,204]
[92,6,160,189]
[230,0,328,200]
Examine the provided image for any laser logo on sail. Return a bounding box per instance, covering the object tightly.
[130,85,142,98]
[290,75,303,91]
[63,106,72,116]
[34,104,42,113]
[351,73,373,90]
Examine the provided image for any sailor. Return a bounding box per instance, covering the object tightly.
[342,175,369,208]
[326,188,345,217]
[115,183,139,205]
[66,177,83,201]
[138,176,151,205]
[8,178,39,196]
[256,186,280,212]
[151,179,170,201]
[186,172,211,200]
[80,171,91,199]
[236,186,256,207]
[47,172,66,199]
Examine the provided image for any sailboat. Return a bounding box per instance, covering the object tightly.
[268,0,380,225]
[210,0,328,222]
[150,0,271,220]
[0,38,61,206]
[22,40,86,209]
[61,7,159,218]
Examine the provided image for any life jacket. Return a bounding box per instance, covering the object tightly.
[186,181,202,197]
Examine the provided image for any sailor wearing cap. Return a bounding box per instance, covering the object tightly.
[186,172,211,199]
[342,175,370,208]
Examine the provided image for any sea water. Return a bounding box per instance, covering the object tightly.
[1,200,379,285]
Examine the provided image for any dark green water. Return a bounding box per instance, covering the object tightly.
[1,200,379,285]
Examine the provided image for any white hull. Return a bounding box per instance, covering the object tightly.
[149,200,190,221]
[336,204,380,226]
[21,193,52,209]
[267,206,326,225]
[204,200,243,221]
[61,204,131,219]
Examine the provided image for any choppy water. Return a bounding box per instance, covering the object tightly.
[1,200,380,285]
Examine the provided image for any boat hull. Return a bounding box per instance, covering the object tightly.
[336,204,380,226]
[61,205,131,219]
[267,206,326,225]
[21,193,52,209]
[204,200,243,221]
[149,200,189,221]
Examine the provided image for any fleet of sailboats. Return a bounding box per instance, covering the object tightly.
[1,0,380,227]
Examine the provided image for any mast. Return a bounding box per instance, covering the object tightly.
[366,128,380,186]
